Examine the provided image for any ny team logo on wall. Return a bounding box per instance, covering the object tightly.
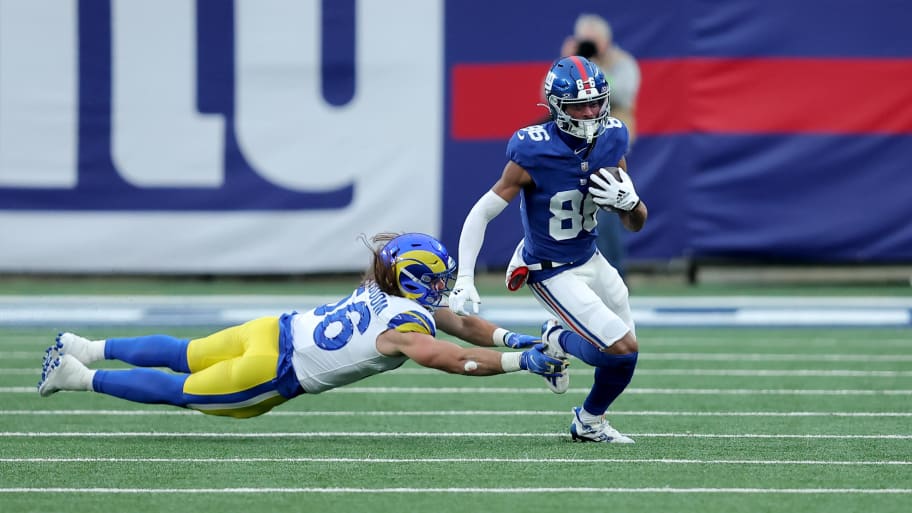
[0,0,443,271]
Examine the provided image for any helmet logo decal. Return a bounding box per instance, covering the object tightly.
[576,77,597,96]
[544,71,555,89]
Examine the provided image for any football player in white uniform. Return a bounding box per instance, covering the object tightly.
[450,57,647,443]
[38,233,567,418]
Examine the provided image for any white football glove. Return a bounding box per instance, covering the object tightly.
[589,167,641,211]
[449,275,481,315]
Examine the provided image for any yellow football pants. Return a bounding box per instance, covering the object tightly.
[183,316,289,418]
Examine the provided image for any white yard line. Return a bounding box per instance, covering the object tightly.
[640,337,912,346]
[7,367,912,377]
[0,487,910,494]
[329,387,912,395]
[632,369,912,376]
[3,337,911,349]
[3,386,912,395]
[644,353,912,362]
[2,457,909,465]
[5,350,912,361]
[386,368,912,377]
[2,409,911,417]
[2,432,910,439]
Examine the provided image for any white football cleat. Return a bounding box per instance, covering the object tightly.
[570,407,634,443]
[56,332,104,365]
[38,354,93,397]
[540,319,569,394]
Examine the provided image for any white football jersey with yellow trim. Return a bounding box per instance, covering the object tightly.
[289,283,436,393]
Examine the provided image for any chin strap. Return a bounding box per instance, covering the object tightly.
[582,119,601,143]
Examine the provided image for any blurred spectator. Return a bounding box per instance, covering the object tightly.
[561,14,640,143]
[561,14,641,279]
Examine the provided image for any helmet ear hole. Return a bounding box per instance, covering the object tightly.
[400,281,422,294]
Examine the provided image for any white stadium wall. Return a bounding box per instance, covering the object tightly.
[0,0,443,273]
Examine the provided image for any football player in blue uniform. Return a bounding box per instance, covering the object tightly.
[38,233,567,418]
[450,56,647,443]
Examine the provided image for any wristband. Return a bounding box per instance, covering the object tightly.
[492,328,509,347]
[500,352,522,373]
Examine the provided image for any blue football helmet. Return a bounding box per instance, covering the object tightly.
[379,233,456,309]
[544,56,611,142]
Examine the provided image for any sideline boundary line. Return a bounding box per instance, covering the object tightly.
[2,295,911,327]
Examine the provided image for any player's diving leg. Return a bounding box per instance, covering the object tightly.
[104,334,192,372]
[91,317,292,418]
[53,332,190,370]
[85,316,280,372]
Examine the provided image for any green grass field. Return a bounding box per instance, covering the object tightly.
[2,320,911,513]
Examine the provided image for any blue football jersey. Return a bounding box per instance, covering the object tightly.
[506,119,629,274]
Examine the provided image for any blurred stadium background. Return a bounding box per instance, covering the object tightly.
[1,1,910,512]
[2,0,911,279]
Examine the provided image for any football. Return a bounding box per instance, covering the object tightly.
[587,166,622,189]
[586,167,623,212]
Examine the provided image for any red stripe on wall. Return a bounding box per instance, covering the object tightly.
[451,58,912,140]
[686,58,912,135]
[451,63,550,140]
[636,59,690,134]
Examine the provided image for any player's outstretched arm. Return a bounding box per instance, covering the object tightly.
[376,330,565,377]
[434,308,539,349]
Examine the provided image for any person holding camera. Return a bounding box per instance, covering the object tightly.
[561,14,640,143]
